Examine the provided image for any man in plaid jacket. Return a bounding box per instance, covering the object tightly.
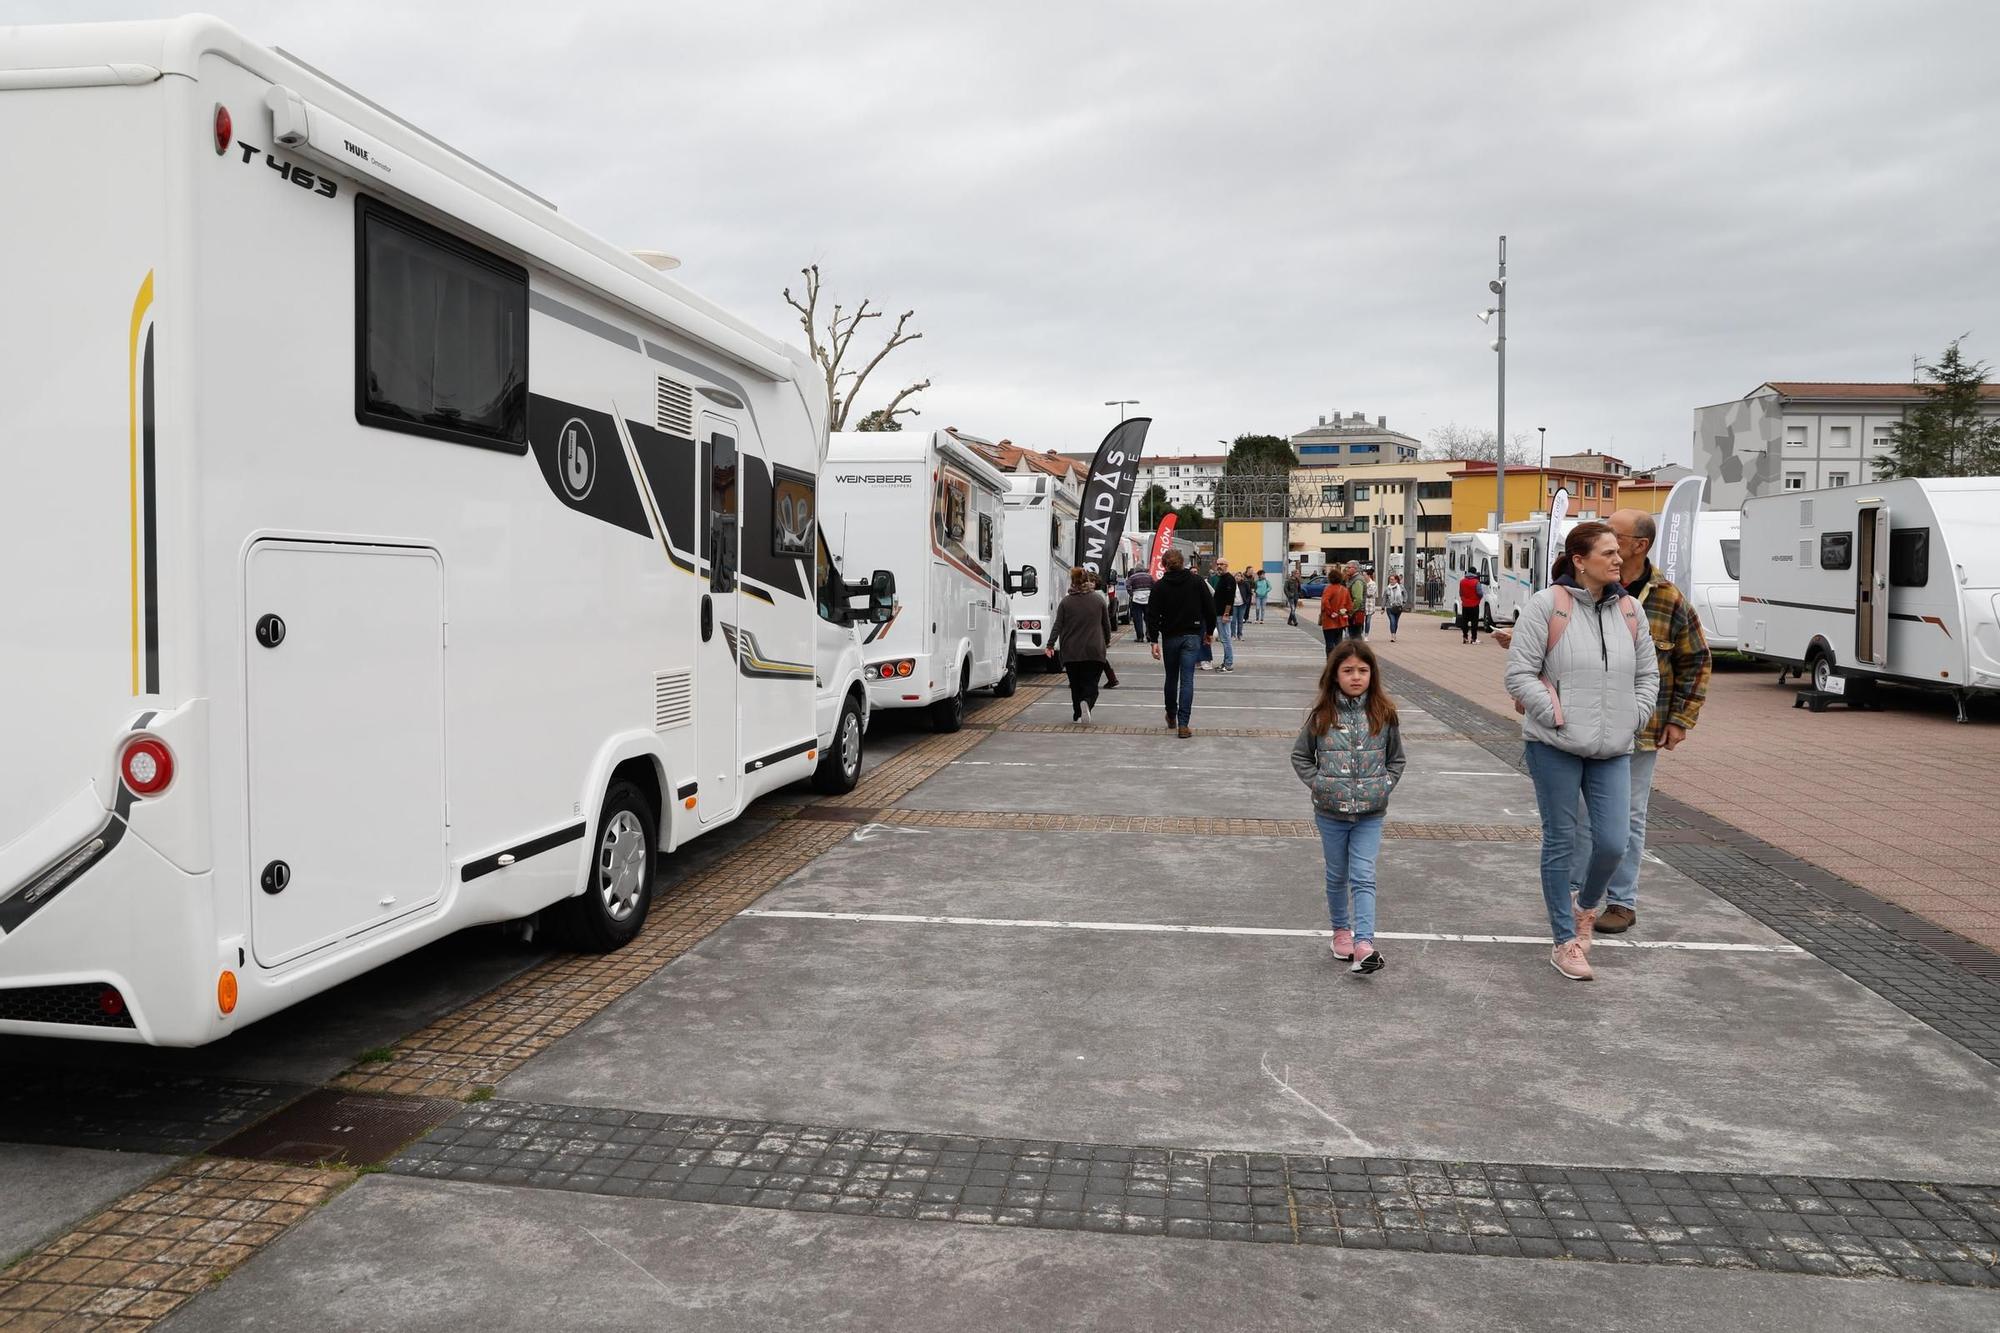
[1572,508,1711,934]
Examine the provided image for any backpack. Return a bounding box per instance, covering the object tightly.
[1535,585,1643,727]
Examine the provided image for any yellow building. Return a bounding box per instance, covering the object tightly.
[1447,463,1620,528]
[1288,458,1467,568]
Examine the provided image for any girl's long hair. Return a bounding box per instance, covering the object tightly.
[1550,520,1614,583]
[1308,639,1399,737]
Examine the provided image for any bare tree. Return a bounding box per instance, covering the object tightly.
[782,265,931,432]
[1423,422,1533,465]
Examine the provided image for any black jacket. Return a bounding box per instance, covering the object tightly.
[1148,568,1218,641]
[1210,572,1242,610]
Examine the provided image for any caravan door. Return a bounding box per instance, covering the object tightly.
[699,416,742,823]
[1856,503,1890,668]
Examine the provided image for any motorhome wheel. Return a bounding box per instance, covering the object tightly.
[812,696,865,794]
[993,650,1018,697]
[554,780,656,951]
[930,668,968,733]
[1809,649,1835,693]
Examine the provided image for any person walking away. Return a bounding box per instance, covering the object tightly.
[1126,567,1155,644]
[1344,562,1369,641]
[1318,574,1354,653]
[1208,560,1240,672]
[1254,571,1271,623]
[1291,639,1406,975]
[1284,568,1302,626]
[1384,573,1408,642]
[1047,566,1114,724]
[1147,548,1217,738]
[1457,568,1483,643]
[1233,570,1253,638]
[1569,510,1710,934]
[1363,570,1379,638]
[1504,522,1659,982]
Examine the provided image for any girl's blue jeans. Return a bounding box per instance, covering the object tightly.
[1316,810,1385,940]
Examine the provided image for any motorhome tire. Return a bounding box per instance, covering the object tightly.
[1808,647,1835,694]
[930,668,968,733]
[555,781,656,952]
[812,695,865,794]
[993,650,1018,697]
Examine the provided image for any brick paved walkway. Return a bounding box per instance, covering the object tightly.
[1369,611,2000,951]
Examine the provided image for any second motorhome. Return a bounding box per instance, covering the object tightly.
[1001,474,1076,668]
[822,430,1030,730]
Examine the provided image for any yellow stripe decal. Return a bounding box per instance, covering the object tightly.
[128,271,154,696]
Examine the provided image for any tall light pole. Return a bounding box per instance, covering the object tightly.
[1105,399,1139,422]
[1478,236,1507,534]
[1537,425,1547,469]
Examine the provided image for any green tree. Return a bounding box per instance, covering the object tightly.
[1139,484,1170,529]
[1171,503,1207,531]
[854,408,903,431]
[1216,434,1299,519]
[1222,433,1300,475]
[1880,339,2000,479]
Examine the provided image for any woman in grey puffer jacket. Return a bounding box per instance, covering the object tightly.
[1504,522,1659,983]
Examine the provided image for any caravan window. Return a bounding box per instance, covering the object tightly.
[1719,539,1740,581]
[978,513,994,563]
[771,466,815,560]
[356,198,527,452]
[1819,532,1851,570]
[1889,528,1929,587]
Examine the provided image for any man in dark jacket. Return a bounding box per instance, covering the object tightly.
[1147,549,1217,738]
[1208,560,1241,672]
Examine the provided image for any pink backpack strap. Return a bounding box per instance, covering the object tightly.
[1539,586,1570,728]
[1619,594,1643,644]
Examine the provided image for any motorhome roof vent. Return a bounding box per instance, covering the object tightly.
[654,669,694,731]
[1799,498,1814,527]
[657,377,695,439]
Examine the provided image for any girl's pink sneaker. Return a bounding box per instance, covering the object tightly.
[1330,929,1354,961]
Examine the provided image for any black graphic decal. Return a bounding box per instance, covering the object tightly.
[627,419,698,560]
[526,396,651,538]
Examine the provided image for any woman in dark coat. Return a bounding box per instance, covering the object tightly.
[1047,565,1115,723]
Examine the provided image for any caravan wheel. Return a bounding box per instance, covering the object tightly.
[993,649,1018,697]
[554,781,656,952]
[812,695,865,794]
[930,667,968,733]
[1808,648,1835,693]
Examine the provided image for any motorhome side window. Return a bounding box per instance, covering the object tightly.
[978,514,994,563]
[1819,532,1852,570]
[772,467,815,560]
[1890,529,1929,587]
[1719,539,1741,581]
[707,432,739,592]
[356,198,528,452]
[815,529,841,623]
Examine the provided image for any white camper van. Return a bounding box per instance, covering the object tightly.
[1001,474,1077,669]
[1689,511,1742,652]
[1494,518,1579,625]
[822,429,1027,730]
[1740,479,2000,720]
[1445,532,1499,623]
[0,18,891,1046]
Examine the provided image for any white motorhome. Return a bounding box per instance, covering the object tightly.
[822,429,1026,730]
[1689,511,1742,652]
[1494,518,1579,625]
[0,18,891,1046]
[1444,532,1499,622]
[1740,479,2000,721]
[1001,474,1076,669]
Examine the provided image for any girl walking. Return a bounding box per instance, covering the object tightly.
[1504,523,1658,982]
[1384,573,1408,641]
[1290,640,1406,975]
[1046,565,1114,724]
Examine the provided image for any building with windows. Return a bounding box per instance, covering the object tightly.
[1446,461,1620,529]
[1693,381,2000,510]
[1287,458,1467,570]
[1547,450,1631,478]
[1289,412,1421,465]
[1132,453,1226,516]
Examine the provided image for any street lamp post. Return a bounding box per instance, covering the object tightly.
[1105,399,1139,423]
[1478,236,1507,534]
[1538,426,1547,470]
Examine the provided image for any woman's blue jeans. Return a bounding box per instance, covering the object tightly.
[1522,741,1630,944]
[1316,811,1385,940]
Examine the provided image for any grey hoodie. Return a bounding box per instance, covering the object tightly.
[1504,576,1660,760]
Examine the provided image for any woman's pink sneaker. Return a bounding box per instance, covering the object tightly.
[1576,905,1599,951]
[1330,929,1354,961]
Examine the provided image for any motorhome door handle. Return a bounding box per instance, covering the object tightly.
[700,595,714,641]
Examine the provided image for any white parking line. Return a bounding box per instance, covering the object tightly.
[1437,771,1515,777]
[739,909,1806,954]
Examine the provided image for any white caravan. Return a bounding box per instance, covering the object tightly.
[1740,478,2000,720]
[1689,511,1742,652]
[1001,474,1075,670]
[0,18,891,1045]
[1444,532,1499,622]
[822,429,1025,730]
[1494,518,1579,625]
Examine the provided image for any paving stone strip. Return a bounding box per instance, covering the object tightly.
[389,1099,2000,1289]
[0,1158,351,1329]
[0,1073,308,1158]
[1363,627,2000,1069]
[872,809,1539,842]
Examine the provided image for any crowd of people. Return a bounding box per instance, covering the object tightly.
[1110,510,1712,984]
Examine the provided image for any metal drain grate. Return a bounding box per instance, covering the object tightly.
[211,1088,463,1167]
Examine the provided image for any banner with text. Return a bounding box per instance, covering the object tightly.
[1655,475,1705,592]
[1147,513,1178,579]
[1074,417,1152,581]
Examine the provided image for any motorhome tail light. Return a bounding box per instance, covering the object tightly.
[217,971,238,1016]
[97,986,127,1019]
[120,737,175,797]
[213,103,233,155]
[895,661,914,677]
[1019,619,1043,630]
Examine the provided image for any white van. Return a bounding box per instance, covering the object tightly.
[1444,532,1499,623]
[1001,475,1076,669]
[1740,478,2000,720]
[1494,518,1579,625]
[0,18,887,1046]
[822,429,1027,730]
[1689,511,1742,652]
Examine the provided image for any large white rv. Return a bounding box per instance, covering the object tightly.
[1493,518,1579,624]
[822,429,1025,730]
[1001,474,1076,669]
[0,18,890,1046]
[1444,532,1499,623]
[1689,510,1742,652]
[1740,479,2000,720]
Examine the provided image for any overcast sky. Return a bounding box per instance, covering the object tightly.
[29,1,2000,465]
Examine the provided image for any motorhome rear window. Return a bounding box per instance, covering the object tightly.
[356,198,528,452]
[1819,532,1851,570]
[1890,528,1929,587]
[1719,539,1740,581]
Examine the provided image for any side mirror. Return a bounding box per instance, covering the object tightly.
[1006,566,1038,596]
[869,569,896,624]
